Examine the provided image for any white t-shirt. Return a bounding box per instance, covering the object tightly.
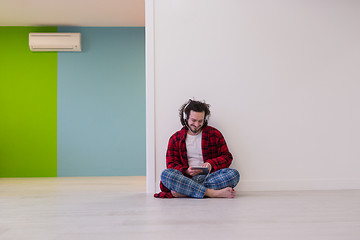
[186,132,204,167]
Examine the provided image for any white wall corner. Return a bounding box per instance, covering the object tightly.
[145,0,156,193]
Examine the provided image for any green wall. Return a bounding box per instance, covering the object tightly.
[0,27,57,177]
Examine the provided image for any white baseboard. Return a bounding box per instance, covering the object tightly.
[237,178,360,191]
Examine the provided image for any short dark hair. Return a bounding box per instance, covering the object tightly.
[179,99,211,127]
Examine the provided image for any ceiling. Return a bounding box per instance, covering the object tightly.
[0,0,145,27]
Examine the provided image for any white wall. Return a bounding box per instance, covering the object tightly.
[153,0,360,191]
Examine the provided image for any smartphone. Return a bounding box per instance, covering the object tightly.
[191,166,209,175]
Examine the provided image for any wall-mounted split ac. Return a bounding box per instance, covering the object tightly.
[29,33,82,52]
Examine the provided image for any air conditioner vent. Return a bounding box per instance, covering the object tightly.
[29,33,81,52]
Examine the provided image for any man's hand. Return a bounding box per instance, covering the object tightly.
[202,162,212,172]
[185,167,202,176]
[186,162,212,176]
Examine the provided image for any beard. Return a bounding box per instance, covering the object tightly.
[189,125,202,134]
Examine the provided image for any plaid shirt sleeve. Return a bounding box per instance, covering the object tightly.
[202,126,233,172]
[166,129,189,175]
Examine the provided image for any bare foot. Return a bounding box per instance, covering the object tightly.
[171,191,187,198]
[205,187,236,198]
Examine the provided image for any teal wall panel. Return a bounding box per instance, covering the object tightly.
[57,27,145,176]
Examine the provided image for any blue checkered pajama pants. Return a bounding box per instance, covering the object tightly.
[161,168,240,198]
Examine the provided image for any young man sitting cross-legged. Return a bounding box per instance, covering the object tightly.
[154,99,240,199]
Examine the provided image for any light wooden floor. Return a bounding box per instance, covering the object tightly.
[1,177,359,240]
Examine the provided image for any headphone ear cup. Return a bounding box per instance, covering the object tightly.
[204,116,208,126]
[183,111,187,121]
[182,100,191,123]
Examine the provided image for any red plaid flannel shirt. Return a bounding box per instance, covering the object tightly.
[166,126,233,175]
[154,126,233,198]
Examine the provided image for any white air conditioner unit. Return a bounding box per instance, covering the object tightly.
[29,33,81,52]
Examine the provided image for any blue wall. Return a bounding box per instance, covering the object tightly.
[57,27,145,176]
